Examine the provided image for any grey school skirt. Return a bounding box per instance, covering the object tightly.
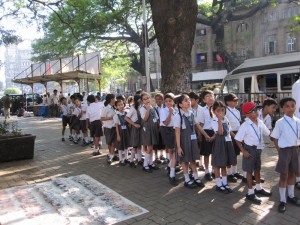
[104,127,116,145]
[141,120,159,146]
[212,135,237,167]
[130,124,141,148]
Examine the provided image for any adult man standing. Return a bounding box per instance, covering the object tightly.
[50,89,60,117]
[3,94,11,120]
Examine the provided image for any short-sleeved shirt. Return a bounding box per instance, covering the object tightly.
[126,106,139,123]
[101,105,115,128]
[292,79,300,119]
[113,111,127,126]
[61,104,68,116]
[270,115,300,148]
[173,109,195,130]
[258,109,272,130]
[67,103,75,115]
[225,106,241,131]
[139,105,159,120]
[50,94,59,105]
[80,104,87,120]
[160,107,177,127]
[72,107,81,117]
[155,105,164,119]
[86,102,102,122]
[198,105,213,130]
[212,116,232,141]
[235,118,270,148]
[192,105,202,124]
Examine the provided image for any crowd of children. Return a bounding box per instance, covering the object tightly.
[60,90,300,213]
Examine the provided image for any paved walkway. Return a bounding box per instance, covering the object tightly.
[0,117,299,225]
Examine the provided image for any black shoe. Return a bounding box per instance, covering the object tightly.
[211,173,215,179]
[149,164,159,170]
[296,182,300,190]
[154,158,161,164]
[92,151,100,156]
[124,159,130,164]
[137,160,143,166]
[198,165,205,171]
[223,184,233,193]
[194,179,205,188]
[160,155,166,160]
[69,136,73,141]
[62,137,65,141]
[166,166,170,175]
[163,159,169,164]
[205,173,213,181]
[227,174,238,183]
[113,155,119,161]
[234,172,244,179]
[129,162,136,168]
[255,188,272,196]
[246,194,261,205]
[82,142,89,147]
[175,165,181,172]
[184,180,197,189]
[287,196,300,206]
[189,173,194,180]
[169,177,178,186]
[107,159,112,165]
[119,161,126,166]
[73,139,78,144]
[216,185,229,194]
[278,202,286,213]
[143,166,152,173]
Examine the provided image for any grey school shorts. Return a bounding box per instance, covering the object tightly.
[275,146,300,174]
[242,144,262,172]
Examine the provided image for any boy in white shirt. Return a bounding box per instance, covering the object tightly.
[258,98,277,130]
[270,97,300,213]
[235,102,272,205]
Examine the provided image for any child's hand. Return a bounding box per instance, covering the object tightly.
[242,150,251,158]
[169,107,174,114]
[216,111,224,120]
[177,147,184,157]
[117,136,121,142]
[134,123,141,128]
[145,103,151,111]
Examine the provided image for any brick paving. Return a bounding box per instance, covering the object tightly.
[0,116,300,225]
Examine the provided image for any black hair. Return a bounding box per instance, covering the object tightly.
[104,94,115,106]
[201,90,214,99]
[127,96,134,105]
[70,94,75,100]
[135,89,144,95]
[115,99,125,108]
[155,93,164,100]
[95,95,100,101]
[60,97,66,103]
[116,95,126,102]
[262,98,277,108]
[176,94,190,129]
[188,91,199,100]
[87,95,95,103]
[74,95,83,102]
[279,97,296,108]
[133,94,141,111]
[97,92,100,96]
[164,93,175,100]
[140,92,150,102]
[210,101,226,118]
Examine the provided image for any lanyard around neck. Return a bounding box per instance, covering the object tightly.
[284,117,298,139]
[250,123,262,143]
[227,107,240,122]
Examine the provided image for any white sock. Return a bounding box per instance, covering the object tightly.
[119,151,123,162]
[296,177,300,183]
[288,185,295,198]
[168,159,171,167]
[279,187,286,203]
[227,167,233,175]
[84,137,89,142]
[93,148,99,153]
[149,152,153,165]
[124,149,128,159]
[248,189,254,195]
[130,150,135,162]
[99,141,102,146]
[205,169,210,174]
[170,168,175,178]
[199,156,203,166]
[256,183,262,191]
[137,149,142,161]
[243,171,247,178]
[232,165,237,174]
[166,153,170,160]
[144,154,149,167]
[109,154,113,160]
[222,176,228,185]
[184,174,190,183]
[193,172,199,180]
[216,178,222,187]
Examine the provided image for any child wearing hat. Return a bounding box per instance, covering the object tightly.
[235,102,272,204]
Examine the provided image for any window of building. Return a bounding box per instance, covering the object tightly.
[196,53,207,64]
[281,73,300,90]
[222,79,239,94]
[196,29,206,36]
[264,35,277,55]
[286,33,296,52]
[237,22,248,33]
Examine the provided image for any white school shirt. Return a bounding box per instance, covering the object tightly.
[235,118,270,149]
[192,104,202,124]
[225,106,241,131]
[101,105,115,128]
[258,109,272,130]
[50,94,59,105]
[139,105,158,121]
[292,79,300,119]
[60,104,68,116]
[86,102,102,122]
[126,105,139,123]
[270,115,300,148]
[67,103,75,115]
[160,107,177,127]
[198,105,213,130]
[113,111,127,126]
[173,109,195,130]
[80,104,87,121]
[211,116,232,142]
[72,107,81,117]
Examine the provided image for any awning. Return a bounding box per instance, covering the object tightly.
[192,70,227,82]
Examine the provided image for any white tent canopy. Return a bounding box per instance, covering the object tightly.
[192,70,227,82]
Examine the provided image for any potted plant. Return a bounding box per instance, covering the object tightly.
[0,120,36,162]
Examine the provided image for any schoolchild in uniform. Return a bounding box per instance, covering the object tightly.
[68,95,76,141]
[224,93,243,182]
[94,95,104,147]
[125,94,143,168]
[101,94,117,164]
[211,101,237,193]
[270,97,300,213]
[174,94,209,188]
[235,102,272,204]
[160,93,178,185]
[189,92,204,171]
[198,90,215,181]
[86,95,103,155]
[139,92,160,172]
[154,93,166,163]
[126,96,134,112]
[80,99,89,146]
[60,97,71,141]
[114,99,130,166]
[258,98,277,130]
[71,96,83,144]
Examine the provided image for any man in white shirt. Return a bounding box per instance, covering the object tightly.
[50,89,60,117]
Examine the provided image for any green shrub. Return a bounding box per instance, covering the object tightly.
[4,88,21,95]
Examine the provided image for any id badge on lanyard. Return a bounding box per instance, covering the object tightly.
[250,124,264,149]
[191,133,197,140]
[121,125,127,130]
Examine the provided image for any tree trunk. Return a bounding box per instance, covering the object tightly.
[150,0,198,94]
